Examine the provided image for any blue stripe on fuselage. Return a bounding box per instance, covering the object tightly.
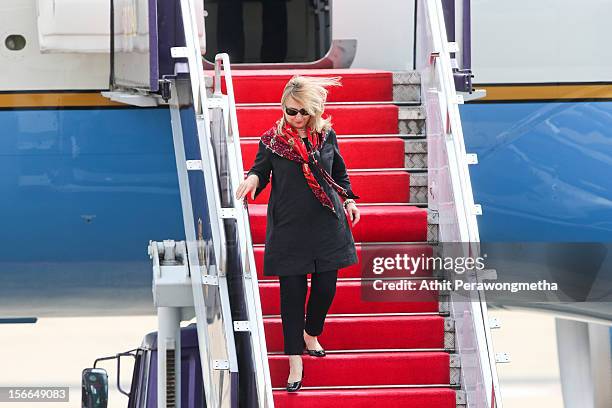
[460,101,612,242]
[0,107,185,315]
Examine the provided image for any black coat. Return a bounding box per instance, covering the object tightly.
[247,128,359,277]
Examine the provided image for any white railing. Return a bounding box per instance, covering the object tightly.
[168,1,274,406]
[165,1,241,407]
[212,53,275,408]
[416,1,503,407]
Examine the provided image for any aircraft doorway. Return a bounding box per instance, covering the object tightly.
[204,0,331,64]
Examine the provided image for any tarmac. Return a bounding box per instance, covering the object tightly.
[0,310,563,407]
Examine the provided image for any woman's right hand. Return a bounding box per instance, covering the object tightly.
[235,174,260,200]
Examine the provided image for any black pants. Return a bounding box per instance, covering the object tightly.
[278,269,338,355]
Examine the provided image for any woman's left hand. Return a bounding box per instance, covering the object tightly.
[345,203,360,226]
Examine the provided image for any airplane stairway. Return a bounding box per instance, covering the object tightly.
[219,69,462,407]
[140,0,501,406]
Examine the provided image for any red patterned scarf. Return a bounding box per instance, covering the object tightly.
[260,122,358,215]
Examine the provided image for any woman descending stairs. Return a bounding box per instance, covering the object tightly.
[230,69,461,408]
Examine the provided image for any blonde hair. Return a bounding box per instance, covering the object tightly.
[277,75,342,135]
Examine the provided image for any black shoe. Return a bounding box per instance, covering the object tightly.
[303,339,326,357]
[286,366,304,392]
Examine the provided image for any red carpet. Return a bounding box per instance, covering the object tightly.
[237,105,398,136]
[264,315,445,352]
[272,388,456,408]
[246,171,411,204]
[241,136,406,170]
[268,352,450,387]
[234,68,453,407]
[209,69,393,103]
[253,243,435,280]
[249,204,427,243]
[259,281,438,316]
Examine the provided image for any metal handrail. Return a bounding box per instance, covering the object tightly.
[213,52,275,408]
[179,0,228,279]
[174,1,239,407]
[417,0,503,407]
[428,1,479,244]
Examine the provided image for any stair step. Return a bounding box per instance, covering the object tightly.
[241,133,426,140]
[398,106,426,135]
[263,315,445,352]
[253,243,435,280]
[237,105,398,136]
[245,170,427,205]
[222,68,453,405]
[241,137,406,169]
[258,280,439,315]
[207,69,393,104]
[247,171,412,204]
[263,312,443,318]
[272,388,456,408]
[268,351,450,388]
[248,204,428,244]
[237,101,403,107]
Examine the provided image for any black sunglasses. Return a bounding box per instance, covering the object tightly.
[285,107,310,116]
